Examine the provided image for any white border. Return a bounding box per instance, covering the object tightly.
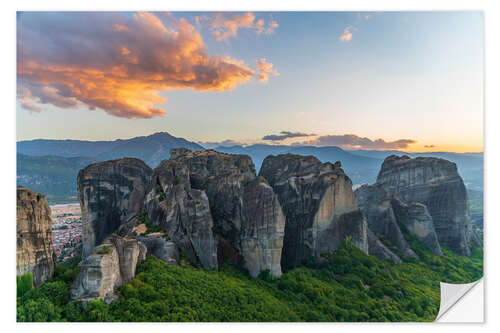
[2,0,499,331]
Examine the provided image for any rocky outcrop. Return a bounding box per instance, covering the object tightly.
[175,149,255,246]
[70,235,146,304]
[144,158,218,269]
[137,235,179,265]
[78,158,153,258]
[391,198,442,256]
[376,155,472,256]
[241,177,285,277]
[355,184,419,259]
[166,149,285,277]
[17,186,56,287]
[366,228,402,264]
[260,154,368,270]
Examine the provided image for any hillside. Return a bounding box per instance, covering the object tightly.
[17,240,483,322]
[17,132,204,167]
[16,154,96,204]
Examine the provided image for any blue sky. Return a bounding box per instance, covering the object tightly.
[16,11,483,152]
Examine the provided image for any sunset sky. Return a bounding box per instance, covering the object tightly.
[16,11,484,152]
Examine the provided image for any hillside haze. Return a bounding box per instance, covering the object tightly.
[18,132,204,166]
[17,132,483,204]
[17,132,203,203]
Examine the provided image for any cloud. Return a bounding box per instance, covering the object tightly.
[198,139,246,149]
[424,145,436,148]
[339,13,372,42]
[339,26,354,42]
[263,131,317,141]
[257,59,279,82]
[17,12,269,119]
[209,12,278,42]
[20,101,41,112]
[299,134,416,150]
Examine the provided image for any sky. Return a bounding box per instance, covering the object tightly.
[16,11,484,152]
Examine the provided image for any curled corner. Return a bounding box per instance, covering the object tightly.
[435,278,484,322]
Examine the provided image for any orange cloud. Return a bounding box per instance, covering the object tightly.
[210,12,278,42]
[17,12,263,118]
[339,13,372,43]
[339,27,353,42]
[257,59,279,82]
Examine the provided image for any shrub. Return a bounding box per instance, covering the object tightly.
[96,247,111,255]
[17,273,33,297]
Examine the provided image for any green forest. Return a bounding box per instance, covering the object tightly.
[17,234,483,322]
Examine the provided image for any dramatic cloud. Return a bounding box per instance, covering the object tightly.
[300,134,416,150]
[208,12,278,42]
[257,59,279,82]
[339,26,354,42]
[263,131,317,141]
[17,12,275,118]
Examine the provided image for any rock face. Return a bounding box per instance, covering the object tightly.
[376,155,471,256]
[78,158,153,258]
[144,158,218,269]
[74,150,474,296]
[70,235,146,304]
[137,235,179,265]
[241,177,285,277]
[366,228,402,264]
[17,186,56,286]
[259,154,368,270]
[164,149,285,277]
[355,184,419,259]
[391,198,443,256]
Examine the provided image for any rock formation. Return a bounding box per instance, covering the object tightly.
[241,177,285,277]
[137,235,179,265]
[144,157,218,269]
[391,197,443,256]
[17,186,56,286]
[73,150,474,300]
[164,149,285,277]
[376,155,472,256]
[259,154,368,270]
[70,235,146,304]
[366,228,402,264]
[355,184,419,259]
[78,158,152,258]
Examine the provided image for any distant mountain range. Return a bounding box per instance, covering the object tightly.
[18,132,203,166]
[17,132,483,204]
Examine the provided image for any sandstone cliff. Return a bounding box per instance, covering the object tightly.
[70,235,146,304]
[78,158,152,258]
[17,186,56,286]
[376,155,472,256]
[260,155,368,270]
